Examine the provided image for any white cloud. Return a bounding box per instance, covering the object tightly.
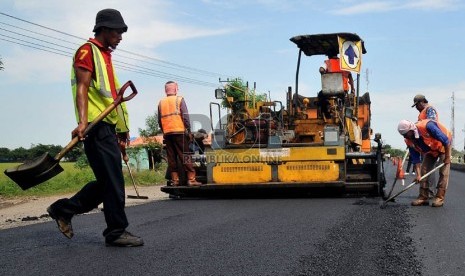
[2,0,238,85]
[2,47,69,84]
[403,0,461,10]
[125,20,236,51]
[333,2,396,15]
[201,0,316,11]
[332,0,461,15]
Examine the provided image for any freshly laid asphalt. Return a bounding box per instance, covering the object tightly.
[1,163,464,276]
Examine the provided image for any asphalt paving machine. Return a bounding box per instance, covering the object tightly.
[161,32,386,198]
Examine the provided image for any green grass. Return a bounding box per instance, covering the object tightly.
[0,162,167,198]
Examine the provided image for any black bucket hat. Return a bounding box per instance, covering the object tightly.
[93,9,128,32]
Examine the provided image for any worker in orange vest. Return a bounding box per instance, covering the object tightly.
[411,93,439,196]
[158,81,201,186]
[319,53,355,94]
[411,94,439,121]
[397,119,451,207]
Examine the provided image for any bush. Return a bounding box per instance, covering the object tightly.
[0,162,167,198]
[74,154,89,169]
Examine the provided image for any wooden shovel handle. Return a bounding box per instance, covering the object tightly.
[383,162,445,205]
[54,81,138,161]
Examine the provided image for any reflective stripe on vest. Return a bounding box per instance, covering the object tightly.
[71,42,130,132]
[159,96,185,134]
[405,119,451,156]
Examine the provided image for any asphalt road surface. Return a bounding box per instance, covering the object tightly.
[1,163,464,276]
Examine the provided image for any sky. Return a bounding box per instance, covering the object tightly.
[1,0,465,151]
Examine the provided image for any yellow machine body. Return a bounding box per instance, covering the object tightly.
[209,146,344,184]
[160,32,385,198]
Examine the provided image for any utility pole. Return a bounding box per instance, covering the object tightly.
[462,124,465,151]
[365,68,369,92]
[451,92,455,149]
[462,124,465,163]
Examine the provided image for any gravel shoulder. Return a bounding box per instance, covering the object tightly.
[0,185,168,230]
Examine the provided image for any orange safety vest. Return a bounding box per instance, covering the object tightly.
[405,119,451,156]
[418,104,439,121]
[324,58,350,91]
[159,95,185,134]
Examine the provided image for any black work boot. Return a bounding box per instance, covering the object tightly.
[105,231,144,247]
[47,205,74,239]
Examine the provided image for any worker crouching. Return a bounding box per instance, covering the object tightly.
[397,119,452,207]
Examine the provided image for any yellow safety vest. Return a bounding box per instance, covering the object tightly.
[71,42,129,133]
[159,95,185,134]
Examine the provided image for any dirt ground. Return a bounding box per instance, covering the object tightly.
[0,185,168,230]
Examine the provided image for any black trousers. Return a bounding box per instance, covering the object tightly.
[52,122,128,241]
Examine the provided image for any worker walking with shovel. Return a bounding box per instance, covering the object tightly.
[397,119,452,207]
[46,9,143,247]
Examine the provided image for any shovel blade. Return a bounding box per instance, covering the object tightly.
[4,152,64,190]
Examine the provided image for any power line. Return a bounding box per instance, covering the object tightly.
[116,49,222,78]
[0,12,235,86]
[0,21,80,47]
[0,37,72,58]
[0,26,76,52]
[0,36,219,87]
[0,34,218,88]
[0,12,233,78]
[116,63,218,87]
[0,12,84,40]
[114,50,221,78]
[0,19,221,78]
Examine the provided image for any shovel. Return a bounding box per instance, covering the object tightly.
[121,148,148,200]
[381,163,445,208]
[384,149,409,200]
[4,81,138,190]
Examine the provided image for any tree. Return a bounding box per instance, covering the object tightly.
[222,78,267,108]
[0,144,71,163]
[138,112,163,170]
[74,153,89,169]
[0,147,11,161]
[10,147,29,162]
[382,144,405,158]
[138,112,160,137]
[27,144,63,160]
[451,147,461,157]
[66,144,85,162]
